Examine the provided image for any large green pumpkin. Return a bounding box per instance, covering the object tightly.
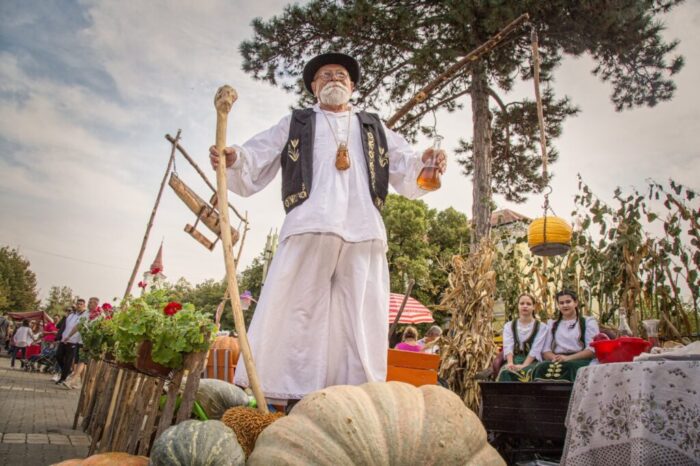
[248,381,505,466]
[196,379,250,420]
[149,420,245,466]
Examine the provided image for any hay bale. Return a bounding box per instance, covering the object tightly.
[221,407,284,457]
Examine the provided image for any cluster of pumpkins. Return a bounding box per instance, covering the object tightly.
[54,380,505,465]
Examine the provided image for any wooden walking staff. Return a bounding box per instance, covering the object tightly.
[213,85,268,413]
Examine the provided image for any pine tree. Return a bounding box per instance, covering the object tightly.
[240,0,684,241]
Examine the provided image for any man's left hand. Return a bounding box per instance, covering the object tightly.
[421,148,447,174]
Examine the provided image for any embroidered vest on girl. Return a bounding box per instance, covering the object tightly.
[280,108,390,213]
[551,316,587,354]
[512,319,541,356]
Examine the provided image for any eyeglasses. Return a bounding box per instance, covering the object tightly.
[315,70,350,81]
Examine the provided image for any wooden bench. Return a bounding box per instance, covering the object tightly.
[386,349,440,387]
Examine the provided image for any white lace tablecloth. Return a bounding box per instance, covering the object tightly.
[561,359,700,465]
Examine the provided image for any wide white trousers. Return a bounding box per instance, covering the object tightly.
[234,233,389,400]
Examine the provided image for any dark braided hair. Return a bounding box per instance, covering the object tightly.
[551,289,582,351]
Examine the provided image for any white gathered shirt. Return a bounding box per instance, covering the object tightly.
[227,104,428,245]
[63,312,88,344]
[12,326,34,348]
[502,319,548,361]
[542,316,599,354]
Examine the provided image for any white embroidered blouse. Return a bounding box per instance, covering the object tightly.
[502,319,548,361]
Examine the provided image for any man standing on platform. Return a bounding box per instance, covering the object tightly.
[210,53,446,406]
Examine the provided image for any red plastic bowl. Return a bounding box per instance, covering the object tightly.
[591,337,652,363]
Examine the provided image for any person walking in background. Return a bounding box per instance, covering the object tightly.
[42,319,58,345]
[0,313,9,355]
[52,306,73,382]
[63,297,98,389]
[11,319,32,368]
[56,299,87,385]
[24,320,43,363]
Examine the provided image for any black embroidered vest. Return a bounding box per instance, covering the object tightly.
[280,108,390,213]
[551,316,587,353]
[512,319,541,356]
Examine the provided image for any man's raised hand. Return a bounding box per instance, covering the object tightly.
[209,145,237,170]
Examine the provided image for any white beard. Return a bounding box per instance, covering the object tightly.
[318,83,351,106]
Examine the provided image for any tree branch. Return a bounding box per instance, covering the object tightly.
[487,86,511,163]
[395,87,471,132]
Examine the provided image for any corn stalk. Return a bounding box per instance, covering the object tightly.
[438,239,497,412]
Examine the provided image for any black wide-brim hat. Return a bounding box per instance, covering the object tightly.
[303,52,361,94]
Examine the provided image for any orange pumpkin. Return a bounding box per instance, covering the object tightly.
[212,335,240,356]
[52,452,149,466]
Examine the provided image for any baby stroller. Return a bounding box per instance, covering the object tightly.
[27,343,58,374]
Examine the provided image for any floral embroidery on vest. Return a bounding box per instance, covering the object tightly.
[283,182,308,209]
[367,131,377,194]
[378,146,388,168]
[287,138,300,162]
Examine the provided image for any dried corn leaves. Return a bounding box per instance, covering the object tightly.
[438,239,497,412]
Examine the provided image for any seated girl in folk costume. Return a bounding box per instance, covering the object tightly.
[497,293,548,382]
[533,289,599,382]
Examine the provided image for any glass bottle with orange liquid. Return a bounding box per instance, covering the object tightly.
[417,135,443,191]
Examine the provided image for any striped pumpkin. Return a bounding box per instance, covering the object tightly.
[248,381,505,465]
[149,420,245,466]
[527,216,572,256]
[196,379,250,420]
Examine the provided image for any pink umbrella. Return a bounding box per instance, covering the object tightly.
[388,293,434,324]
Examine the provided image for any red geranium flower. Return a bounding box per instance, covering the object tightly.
[150,267,162,275]
[163,301,182,316]
[138,281,147,289]
[102,303,113,311]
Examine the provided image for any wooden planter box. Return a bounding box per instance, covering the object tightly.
[72,351,207,456]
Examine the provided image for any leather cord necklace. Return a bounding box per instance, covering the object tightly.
[320,108,352,171]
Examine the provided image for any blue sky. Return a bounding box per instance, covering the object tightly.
[1,1,698,304]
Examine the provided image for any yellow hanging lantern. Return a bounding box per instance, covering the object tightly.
[528,215,572,256]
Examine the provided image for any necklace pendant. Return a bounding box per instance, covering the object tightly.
[335,143,350,171]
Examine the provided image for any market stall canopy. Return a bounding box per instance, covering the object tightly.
[389,293,433,324]
[6,311,53,323]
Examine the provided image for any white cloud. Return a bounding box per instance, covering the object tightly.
[1,0,698,304]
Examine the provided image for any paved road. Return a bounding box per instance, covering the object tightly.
[0,354,89,466]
